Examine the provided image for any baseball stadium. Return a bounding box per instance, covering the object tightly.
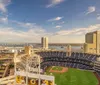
[0,47,100,85]
[36,51,100,85]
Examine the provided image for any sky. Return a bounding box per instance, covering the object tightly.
[0,0,100,43]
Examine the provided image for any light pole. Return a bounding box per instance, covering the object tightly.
[14,49,21,85]
[26,56,28,85]
[14,50,17,85]
[38,55,40,85]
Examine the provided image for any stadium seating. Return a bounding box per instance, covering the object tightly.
[36,51,100,76]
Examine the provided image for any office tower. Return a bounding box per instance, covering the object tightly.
[41,37,48,49]
[66,45,71,57]
[84,31,100,55]
[41,37,45,49]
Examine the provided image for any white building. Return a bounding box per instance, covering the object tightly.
[41,37,48,50]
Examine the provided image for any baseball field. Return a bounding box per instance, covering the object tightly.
[46,66,99,85]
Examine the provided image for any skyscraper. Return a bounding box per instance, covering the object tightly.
[41,37,48,49]
[84,31,100,55]
[66,45,71,57]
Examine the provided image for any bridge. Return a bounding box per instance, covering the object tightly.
[0,43,84,47]
[36,43,84,46]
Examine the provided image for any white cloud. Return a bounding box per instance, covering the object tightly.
[48,17,63,22]
[86,6,96,15]
[60,21,65,24]
[0,26,85,43]
[0,0,11,13]
[0,3,6,13]
[97,14,100,16]
[0,19,48,42]
[0,0,11,24]
[55,17,63,20]
[13,21,37,28]
[97,16,100,20]
[56,24,100,35]
[0,22,100,43]
[0,26,48,43]
[46,0,64,8]
[55,25,62,29]
[0,17,8,23]
[12,21,47,34]
[49,35,85,43]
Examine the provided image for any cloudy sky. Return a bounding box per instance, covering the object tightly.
[0,0,100,43]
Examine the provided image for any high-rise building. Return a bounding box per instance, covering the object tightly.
[41,37,48,49]
[66,45,71,57]
[84,31,100,55]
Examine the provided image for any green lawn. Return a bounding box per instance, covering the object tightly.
[52,66,63,71]
[46,67,98,85]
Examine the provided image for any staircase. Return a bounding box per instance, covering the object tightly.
[0,62,12,78]
[0,64,6,78]
[2,63,11,78]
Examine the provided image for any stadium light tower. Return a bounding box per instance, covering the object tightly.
[27,54,41,85]
[14,53,41,85]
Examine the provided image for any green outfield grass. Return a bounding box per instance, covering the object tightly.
[46,67,98,85]
[52,66,63,71]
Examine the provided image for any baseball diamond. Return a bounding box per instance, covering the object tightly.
[46,67,98,85]
[49,66,68,73]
